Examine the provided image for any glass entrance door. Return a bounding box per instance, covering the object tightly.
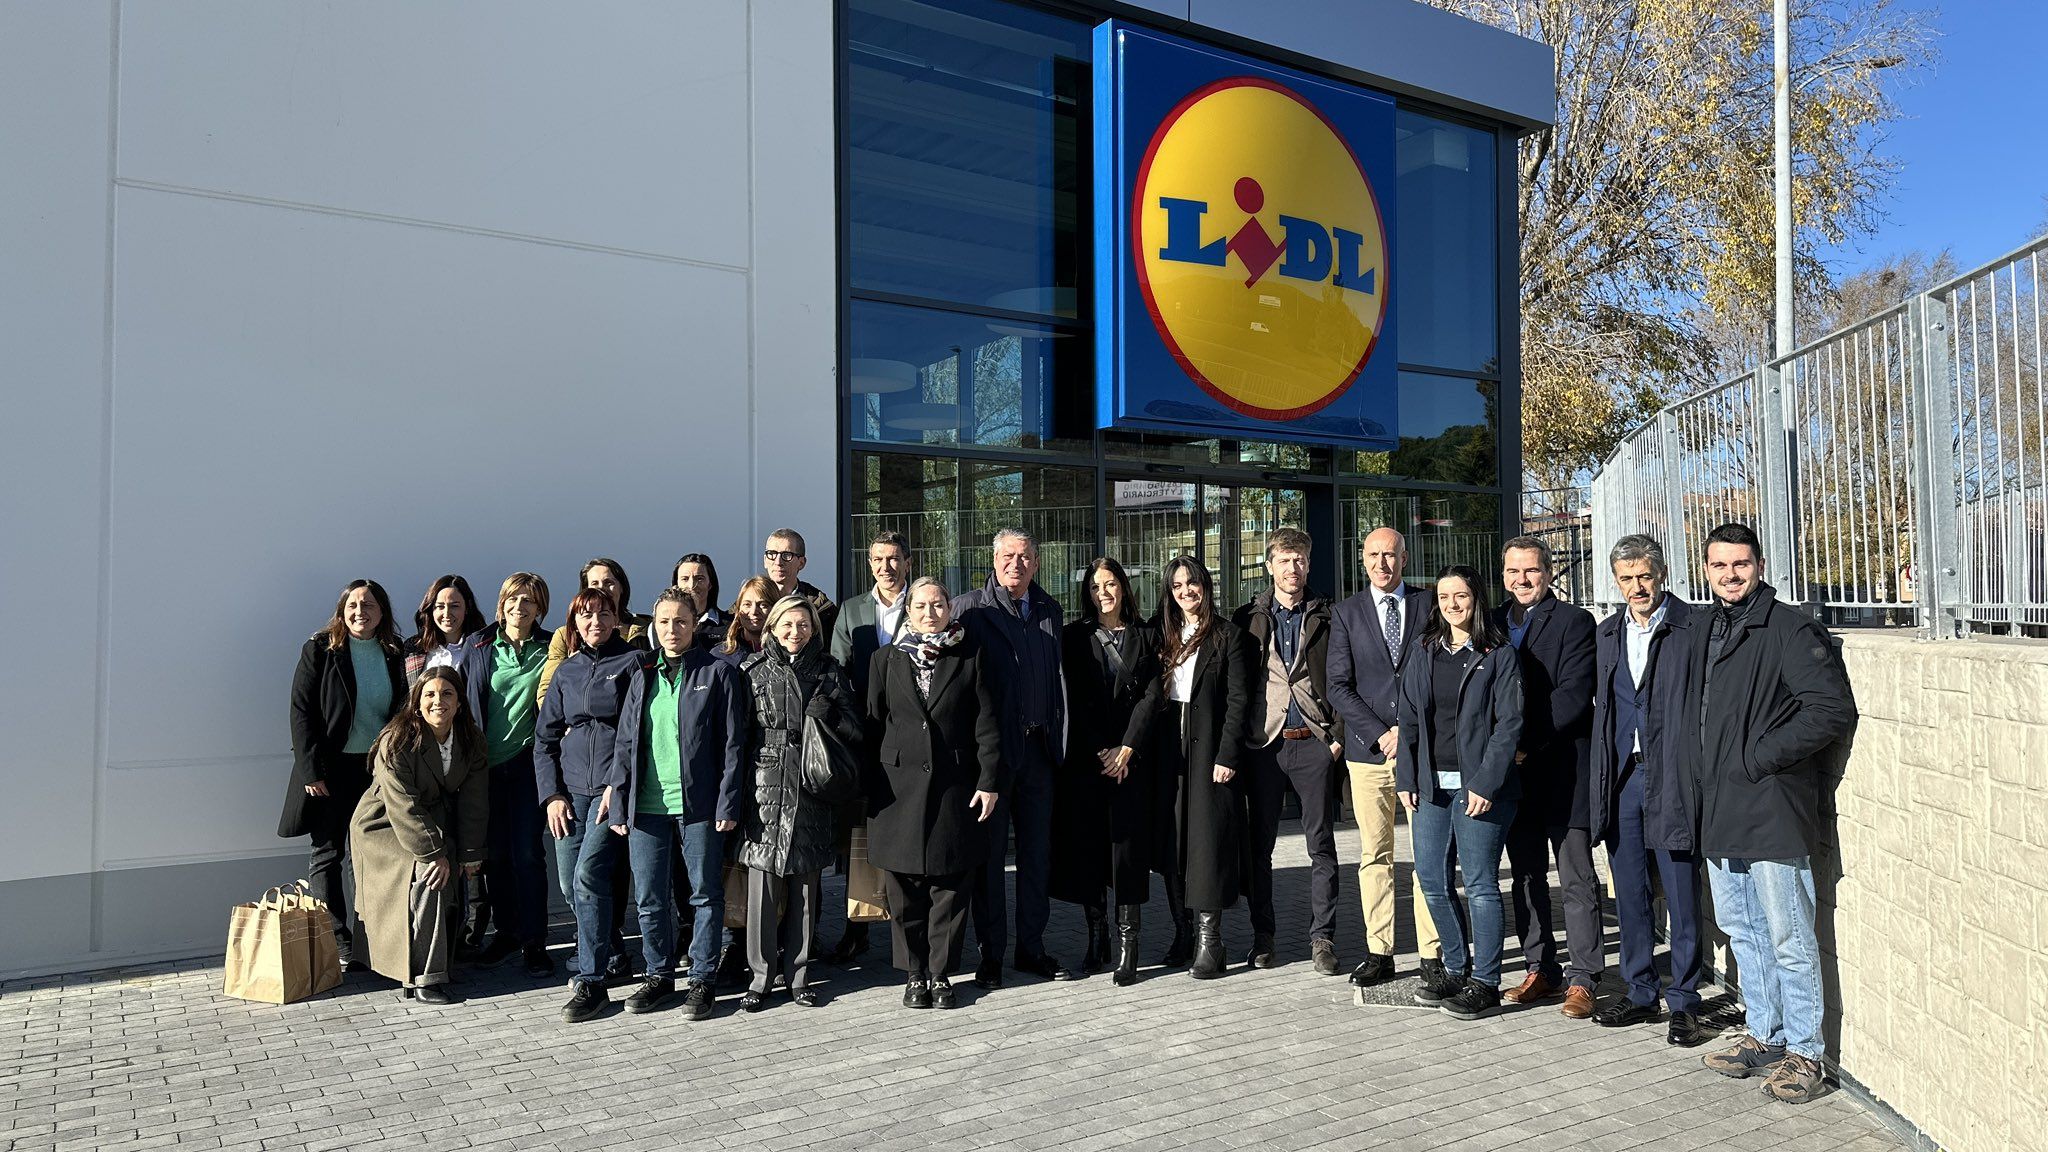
[1104,476,1310,618]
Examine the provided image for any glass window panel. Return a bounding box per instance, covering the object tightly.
[846,0,1089,318]
[849,299,1093,453]
[1104,478,1201,616]
[1207,485,1309,609]
[1102,431,1330,474]
[850,452,1096,615]
[1336,487,1503,599]
[1395,111,1498,374]
[1342,371,1498,485]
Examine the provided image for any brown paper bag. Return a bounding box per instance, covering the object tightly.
[723,860,749,930]
[223,882,341,1004]
[846,823,890,922]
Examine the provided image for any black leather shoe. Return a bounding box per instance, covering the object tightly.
[1667,1010,1705,1046]
[1247,932,1277,969]
[414,984,454,1005]
[1349,952,1395,987]
[560,981,608,1023]
[739,990,768,1013]
[523,944,556,977]
[972,959,1004,990]
[929,976,957,1010]
[904,976,932,1009]
[1593,998,1664,1028]
[625,976,675,1014]
[1190,912,1226,979]
[1014,953,1073,981]
[790,987,821,1008]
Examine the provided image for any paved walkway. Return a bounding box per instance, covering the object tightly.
[3,825,1905,1152]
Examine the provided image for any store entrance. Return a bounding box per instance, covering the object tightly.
[1103,476,1315,618]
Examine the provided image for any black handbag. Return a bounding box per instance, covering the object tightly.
[799,713,861,804]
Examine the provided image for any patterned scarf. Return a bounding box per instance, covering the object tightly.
[899,623,967,698]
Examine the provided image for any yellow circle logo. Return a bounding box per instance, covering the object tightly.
[1134,77,1390,420]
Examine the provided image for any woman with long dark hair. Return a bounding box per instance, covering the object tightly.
[1397,564,1524,1021]
[672,553,726,647]
[715,575,777,664]
[1052,557,1161,983]
[349,665,489,1002]
[405,574,484,685]
[280,578,407,971]
[1144,556,1252,980]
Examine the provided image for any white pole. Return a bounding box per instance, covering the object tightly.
[1774,0,1793,358]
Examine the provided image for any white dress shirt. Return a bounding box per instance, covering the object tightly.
[1168,620,1199,703]
[1623,595,1670,754]
[873,586,905,647]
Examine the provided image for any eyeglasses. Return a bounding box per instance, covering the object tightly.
[764,549,803,563]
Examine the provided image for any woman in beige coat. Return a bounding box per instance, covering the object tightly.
[350,665,489,1003]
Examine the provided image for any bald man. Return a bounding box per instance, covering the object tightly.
[1326,527,1447,990]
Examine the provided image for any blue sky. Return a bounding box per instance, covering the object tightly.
[1825,2,2048,277]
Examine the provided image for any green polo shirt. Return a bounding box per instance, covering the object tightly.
[485,631,548,766]
[637,652,687,816]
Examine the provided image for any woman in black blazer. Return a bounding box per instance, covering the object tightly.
[864,577,1004,1010]
[1052,558,1161,984]
[280,578,407,969]
[1143,556,1252,980]
[1396,564,1524,1021]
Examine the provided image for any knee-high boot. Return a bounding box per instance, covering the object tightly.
[1113,904,1142,986]
[1081,904,1109,974]
[1191,911,1226,979]
[1162,878,1192,968]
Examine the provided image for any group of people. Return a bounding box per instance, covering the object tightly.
[282,516,1856,1105]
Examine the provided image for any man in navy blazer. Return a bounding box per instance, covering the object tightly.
[1589,534,1705,1045]
[1491,536,1602,1017]
[1326,526,1445,988]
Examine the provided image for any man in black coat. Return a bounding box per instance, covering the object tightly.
[1326,526,1443,988]
[1587,534,1705,1045]
[1491,535,1603,1017]
[1231,527,1345,975]
[1685,523,1857,1104]
[952,527,1069,986]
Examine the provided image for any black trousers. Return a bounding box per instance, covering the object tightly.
[305,753,369,954]
[1238,736,1342,942]
[1505,810,1604,988]
[884,869,972,977]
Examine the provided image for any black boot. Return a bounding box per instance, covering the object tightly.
[1081,905,1109,975]
[1162,882,1193,968]
[1113,905,1142,986]
[1190,911,1226,979]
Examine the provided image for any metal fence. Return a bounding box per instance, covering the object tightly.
[1591,234,2048,636]
[1520,486,1596,605]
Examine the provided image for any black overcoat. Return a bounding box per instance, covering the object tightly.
[863,639,1006,877]
[1491,594,1597,828]
[1681,583,1858,859]
[1050,619,1162,905]
[279,634,405,838]
[1139,620,1253,912]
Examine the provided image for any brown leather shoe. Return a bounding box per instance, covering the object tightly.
[1560,986,1595,1019]
[1502,971,1561,1004]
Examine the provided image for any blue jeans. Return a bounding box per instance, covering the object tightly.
[556,793,627,987]
[628,813,724,983]
[1707,856,1824,1060]
[486,748,549,947]
[975,736,1055,962]
[1612,767,1703,1011]
[1410,787,1516,988]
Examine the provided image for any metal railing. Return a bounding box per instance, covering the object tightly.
[1591,233,2048,636]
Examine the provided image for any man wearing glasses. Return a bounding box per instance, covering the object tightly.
[761,528,839,640]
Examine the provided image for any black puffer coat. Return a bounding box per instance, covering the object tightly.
[737,641,862,877]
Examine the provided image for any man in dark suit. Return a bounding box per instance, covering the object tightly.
[1326,526,1443,988]
[1493,535,1602,1018]
[1231,527,1345,975]
[952,527,1068,986]
[822,529,911,964]
[1588,534,1705,1045]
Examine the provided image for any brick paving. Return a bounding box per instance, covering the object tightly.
[1,824,1905,1152]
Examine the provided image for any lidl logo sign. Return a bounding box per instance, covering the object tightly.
[1096,25,1397,448]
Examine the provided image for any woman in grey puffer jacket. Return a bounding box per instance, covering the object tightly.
[737,595,862,1009]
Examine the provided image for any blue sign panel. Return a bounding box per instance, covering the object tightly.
[1094,22,1399,449]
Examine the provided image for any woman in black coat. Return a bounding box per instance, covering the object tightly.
[280,578,407,970]
[1052,557,1161,984]
[736,596,861,1011]
[1142,556,1252,980]
[864,577,1004,1010]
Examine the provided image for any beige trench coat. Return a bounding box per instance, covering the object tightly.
[349,733,488,984]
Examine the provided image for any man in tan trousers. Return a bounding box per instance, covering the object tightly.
[1326,526,1447,988]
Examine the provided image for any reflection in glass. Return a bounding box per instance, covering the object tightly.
[1105,478,1200,615]
[846,0,1089,318]
[1207,485,1308,609]
[1344,371,1498,485]
[1395,111,1498,374]
[850,452,1095,614]
[848,299,1091,453]
[1337,488,1503,598]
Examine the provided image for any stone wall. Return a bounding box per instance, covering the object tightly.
[1823,633,2048,1150]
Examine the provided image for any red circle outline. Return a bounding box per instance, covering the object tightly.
[1130,75,1391,422]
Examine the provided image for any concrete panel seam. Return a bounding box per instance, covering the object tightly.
[111,177,752,274]
[91,0,123,945]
